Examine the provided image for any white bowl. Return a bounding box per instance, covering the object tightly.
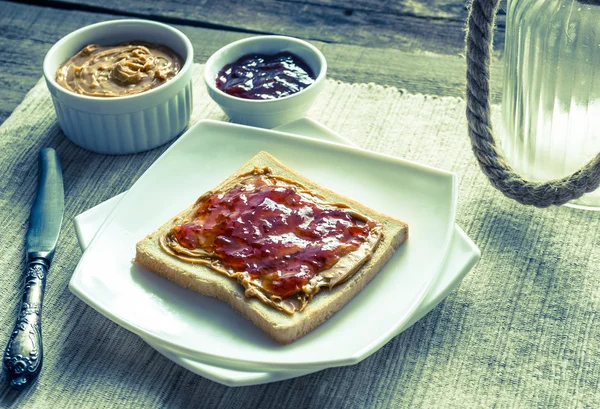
[204,36,327,129]
[43,19,194,155]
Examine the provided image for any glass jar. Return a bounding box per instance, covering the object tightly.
[500,0,600,209]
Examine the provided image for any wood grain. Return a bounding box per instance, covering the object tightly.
[0,1,503,126]
[19,0,507,56]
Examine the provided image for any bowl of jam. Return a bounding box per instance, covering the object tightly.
[43,19,194,154]
[204,35,327,128]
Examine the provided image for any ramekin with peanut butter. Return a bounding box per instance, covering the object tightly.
[55,41,183,97]
[43,19,193,154]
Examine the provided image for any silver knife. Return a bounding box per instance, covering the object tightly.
[3,148,64,390]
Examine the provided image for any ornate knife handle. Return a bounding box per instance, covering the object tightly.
[3,258,48,390]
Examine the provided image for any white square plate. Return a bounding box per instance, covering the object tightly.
[69,119,457,372]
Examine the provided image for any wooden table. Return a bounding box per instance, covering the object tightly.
[0,0,510,406]
[0,0,506,127]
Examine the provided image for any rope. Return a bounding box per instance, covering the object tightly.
[465,0,600,207]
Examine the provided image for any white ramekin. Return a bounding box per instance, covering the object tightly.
[43,19,194,155]
[204,35,327,129]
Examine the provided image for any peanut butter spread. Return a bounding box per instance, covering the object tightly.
[159,167,384,315]
[55,41,183,97]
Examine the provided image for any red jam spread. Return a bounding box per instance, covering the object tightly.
[215,52,316,100]
[170,174,376,299]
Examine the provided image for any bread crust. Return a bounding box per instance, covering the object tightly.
[135,151,408,344]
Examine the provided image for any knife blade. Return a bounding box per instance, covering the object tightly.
[3,148,64,390]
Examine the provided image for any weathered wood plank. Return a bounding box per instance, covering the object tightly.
[0,1,504,126]
[13,0,507,56]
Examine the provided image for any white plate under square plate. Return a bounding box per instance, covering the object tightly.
[70,119,457,372]
[74,118,479,386]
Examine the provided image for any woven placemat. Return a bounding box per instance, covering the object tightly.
[1,64,599,408]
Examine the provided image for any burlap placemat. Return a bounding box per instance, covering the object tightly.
[1,64,599,408]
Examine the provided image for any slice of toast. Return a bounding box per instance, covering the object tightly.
[135,151,408,344]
